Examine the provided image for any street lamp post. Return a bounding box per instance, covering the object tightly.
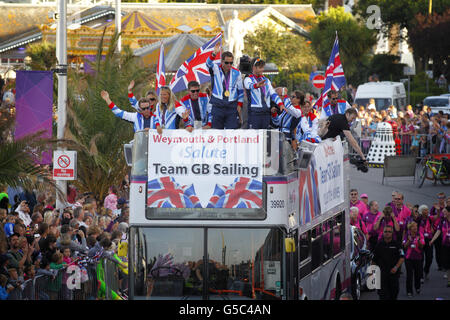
[55,0,67,210]
[115,0,121,52]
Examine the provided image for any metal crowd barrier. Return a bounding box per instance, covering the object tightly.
[6,259,126,300]
[349,131,446,160]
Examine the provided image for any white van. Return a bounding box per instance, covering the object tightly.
[354,81,407,111]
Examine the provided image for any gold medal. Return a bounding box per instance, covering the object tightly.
[224,90,230,97]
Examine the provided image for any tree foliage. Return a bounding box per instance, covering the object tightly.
[367,54,406,82]
[66,31,151,202]
[309,7,377,85]
[25,41,57,71]
[409,9,450,79]
[0,108,61,195]
[244,22,319,90]
[354,0,450,78]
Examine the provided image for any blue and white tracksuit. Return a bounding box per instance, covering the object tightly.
[127,93,140,111]
[271,96,302,140]
[206,54,244,129]
[107,101,157,132]
[244,74,283,129]
[320,99,351,119]
[180,93,212,128]
[295,111,321,143]
[153,102,190,129]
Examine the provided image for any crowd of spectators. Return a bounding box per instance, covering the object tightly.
[353,103,449,155]
[350,190,450,299]
[0,182,130,300]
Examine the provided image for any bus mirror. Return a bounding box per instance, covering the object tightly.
[285,238,296,253]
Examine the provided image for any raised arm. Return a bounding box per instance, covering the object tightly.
[127,80,140,111]
[101,90,137,123]
[206,42,221,69]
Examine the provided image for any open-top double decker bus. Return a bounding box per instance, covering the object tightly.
[127,129,350,300]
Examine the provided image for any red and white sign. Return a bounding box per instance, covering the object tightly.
[53,151,77,180]
[312,74,325,89]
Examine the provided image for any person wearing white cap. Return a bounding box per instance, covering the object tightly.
[360,193,370,213]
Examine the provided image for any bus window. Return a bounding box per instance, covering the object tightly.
[311,225,322,270]
[322,221,332,262]
[139,228,204,299]
[208,228,283,300]
[299,231,311,262]
[332,224,341,256]
[340,213,346,252]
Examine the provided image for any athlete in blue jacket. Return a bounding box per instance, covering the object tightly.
[244,58,284,129]
[101,90,157,132]
[180,81,212,129]
[206,42,244,129]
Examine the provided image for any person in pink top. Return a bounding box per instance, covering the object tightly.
[373,206,400,242]
[430,192,446,271]
[385,190,399,211]
[403,205,421,239]
[417,205,434,280]
[363,201,382,250]
[103,186,118,212]
[360,193,370,213]
[349,189,368,219]
[350,207,369,240]
[403,221,425,297]
[392,192,411,237]
[430,206,450,287]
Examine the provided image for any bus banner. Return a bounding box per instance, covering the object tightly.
[147,129,264,209]
[314,137,344,213]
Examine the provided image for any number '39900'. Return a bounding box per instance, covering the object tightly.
[270,200,285,208]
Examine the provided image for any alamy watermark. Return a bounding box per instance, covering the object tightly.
[66,265,82,290]
[366,265,381,290]
[365,5,382,30]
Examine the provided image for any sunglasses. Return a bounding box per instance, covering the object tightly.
[149,98,156,101]
[223,61,233,65]
[330,97,338,101]
[141,107,150,111]
[291,95,297,99]
[190,89,200,93]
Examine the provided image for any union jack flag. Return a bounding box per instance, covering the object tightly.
[206,177,263,209]
[314,34,346,111]
[147,176,202,208]
[156,41,166,96]
[169,33,222,93]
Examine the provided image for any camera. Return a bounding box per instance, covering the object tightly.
[350,155,368,173]
[238,55,252,75]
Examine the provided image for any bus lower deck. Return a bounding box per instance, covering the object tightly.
[127,129,350,300]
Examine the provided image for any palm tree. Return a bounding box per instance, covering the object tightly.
[0,107,61,195]
[65,31,152,202]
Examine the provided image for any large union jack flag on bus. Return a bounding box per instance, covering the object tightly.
[169,33,222,93]
[206,177,263,209]
[314,34,346,111]
[147,176,201,208]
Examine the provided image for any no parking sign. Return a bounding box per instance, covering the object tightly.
[53,151,77,180]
